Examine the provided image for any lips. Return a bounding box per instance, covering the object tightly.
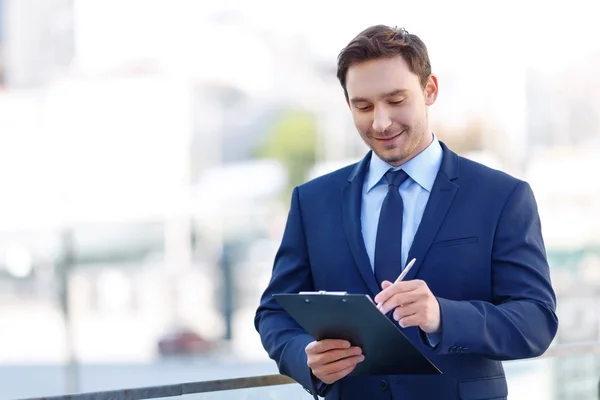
[375,129,404,142]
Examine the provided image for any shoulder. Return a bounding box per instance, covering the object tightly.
[456,154,524,191]
[446,155,544,235]
[454,153,540,214]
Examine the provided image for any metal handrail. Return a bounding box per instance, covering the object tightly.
[15,341,600,400]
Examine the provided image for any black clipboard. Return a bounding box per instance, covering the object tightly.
[273,292,442,376]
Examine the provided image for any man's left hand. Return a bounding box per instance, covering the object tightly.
[374,279,441,334]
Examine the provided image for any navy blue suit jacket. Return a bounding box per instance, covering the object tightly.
[254,143,558,400]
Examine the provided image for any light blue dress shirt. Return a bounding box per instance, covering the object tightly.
[360,133,443,344]
[361,133,443,269]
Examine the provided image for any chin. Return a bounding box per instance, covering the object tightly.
[385,146,417,164]
[381,153,405,166]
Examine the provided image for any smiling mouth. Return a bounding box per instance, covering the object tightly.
[375,130,405,142]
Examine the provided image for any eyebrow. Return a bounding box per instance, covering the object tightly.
[350,89,408,104]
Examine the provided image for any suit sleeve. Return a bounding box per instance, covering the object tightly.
[430,181,559,359]
[254,187,331,398]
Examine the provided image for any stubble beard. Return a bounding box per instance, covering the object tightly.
[381,127,426,166]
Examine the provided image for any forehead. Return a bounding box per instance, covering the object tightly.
[346,56,420,100]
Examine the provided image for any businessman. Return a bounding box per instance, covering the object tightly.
[254,24,558,400]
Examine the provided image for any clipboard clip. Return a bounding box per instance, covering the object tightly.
[298,291,348,295]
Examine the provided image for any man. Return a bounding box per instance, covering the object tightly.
[254,24,558,400]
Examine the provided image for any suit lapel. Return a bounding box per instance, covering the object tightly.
[403,142,460,281]
[342,152,381,296]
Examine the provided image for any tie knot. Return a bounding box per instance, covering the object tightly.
[385,169,409,188]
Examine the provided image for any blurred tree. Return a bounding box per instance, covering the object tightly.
[255,109,318,199]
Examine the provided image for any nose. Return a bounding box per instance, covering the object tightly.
[372,107,392,133]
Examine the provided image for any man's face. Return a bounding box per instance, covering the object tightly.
[345,56,438,166]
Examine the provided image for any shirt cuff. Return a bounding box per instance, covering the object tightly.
[425,331,442,348]
[310,371,332,397]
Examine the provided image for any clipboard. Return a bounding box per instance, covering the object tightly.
[273,292,442,376]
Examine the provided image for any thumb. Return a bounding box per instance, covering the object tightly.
[381,280,393,290]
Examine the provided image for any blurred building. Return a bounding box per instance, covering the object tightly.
[2,0,74,88]
[526,52,600,149]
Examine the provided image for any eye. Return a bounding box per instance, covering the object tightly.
[390,100,404,105]
[355,105,372,112]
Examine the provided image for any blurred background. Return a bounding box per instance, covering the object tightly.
[0,0,599,399]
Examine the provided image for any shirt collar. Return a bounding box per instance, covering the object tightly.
[365,133,443,193]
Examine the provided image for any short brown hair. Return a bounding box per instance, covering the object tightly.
[336,25,432,100]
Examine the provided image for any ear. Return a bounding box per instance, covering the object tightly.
[424,74,438,106]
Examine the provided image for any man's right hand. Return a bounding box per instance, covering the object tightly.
[305,339,365,384]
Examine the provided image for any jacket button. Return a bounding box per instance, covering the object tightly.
[379,380,389,391]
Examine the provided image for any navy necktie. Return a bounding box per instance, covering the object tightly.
[374,169,410,287]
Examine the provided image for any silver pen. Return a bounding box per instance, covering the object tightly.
[376,258,417,311]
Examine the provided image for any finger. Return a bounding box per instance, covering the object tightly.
[392,302,419,322]
[398,314,421,329]
[309,346,362,368]
[381,280,393,290]
[378,291,422,314]
[321,362,361,384]
[374,280,422,304]
[314,354,365,381]
[306,339,351,355]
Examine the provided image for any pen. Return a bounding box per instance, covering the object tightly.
[376,258,417,311]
